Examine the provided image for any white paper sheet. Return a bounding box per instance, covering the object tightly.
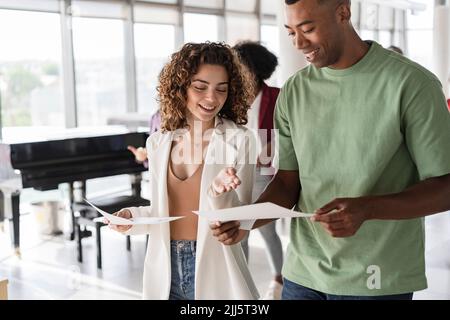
[193,202,314,225]
[84,199,184,225]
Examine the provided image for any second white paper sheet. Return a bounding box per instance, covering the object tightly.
[193,202,314,222]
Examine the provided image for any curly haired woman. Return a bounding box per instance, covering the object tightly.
[107,42,259,300]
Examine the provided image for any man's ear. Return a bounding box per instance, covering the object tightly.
[336,1,351,24]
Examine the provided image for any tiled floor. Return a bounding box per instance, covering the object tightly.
[1,210,449,300]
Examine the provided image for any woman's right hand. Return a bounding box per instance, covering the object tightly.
[211,167,241,196]
[104,209,132,233]
[127,146,148,162]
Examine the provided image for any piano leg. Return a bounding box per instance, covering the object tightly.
[95,223,102,269]
[0,189,21,256]
[69,183,75,241]
[76,218,83,263]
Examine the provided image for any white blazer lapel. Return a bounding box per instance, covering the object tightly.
[154,131,173,247]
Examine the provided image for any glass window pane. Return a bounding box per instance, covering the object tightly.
[407,0,433,30]
[260,25,280,87]
[226,13,259,46]
[72,17,127,126]
[394,9,405,30]
[351,1,360,28]
[138,0,178,4]
[135,23,175,114]
[261,0,276,16]
[361,3,378,30]
[0,10,64,129]
[261,25,280,57]
[226,0,256,13]
[360,29,376,41]
[134,3,180,24]
[407,30,432,70]
[378,6,394,30]
[184,13,220,43]
[0,0,59,12]
[70,0,127,19]
[378,31,392,48]
[184,0,223,9]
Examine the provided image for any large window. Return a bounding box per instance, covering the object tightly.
[134,23,175,115]
[352,1,408,55]
[0,9,63,129]
[226,12,259,46]
[407,0,433,70]
[261,24,280,87]
[184,13,220,43]
[72,17,127,126]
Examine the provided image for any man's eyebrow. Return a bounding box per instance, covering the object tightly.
[284,20,314,29]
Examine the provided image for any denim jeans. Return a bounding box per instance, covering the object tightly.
[281,278,413,300]
[169,240,196,300]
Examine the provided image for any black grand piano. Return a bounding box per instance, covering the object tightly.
[0,127,149,257]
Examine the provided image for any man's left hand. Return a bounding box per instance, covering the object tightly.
[311,197,374,238]
[209,220,248,245]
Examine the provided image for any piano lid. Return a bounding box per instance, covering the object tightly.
[0,125,137,144]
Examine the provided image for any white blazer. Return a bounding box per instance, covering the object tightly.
[125,117,260,300]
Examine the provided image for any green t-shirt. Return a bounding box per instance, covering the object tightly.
[275,41,450,296]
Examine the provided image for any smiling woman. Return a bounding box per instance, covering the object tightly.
[186,64,230,123]
[107,42,260,300]
[157,42,254,132]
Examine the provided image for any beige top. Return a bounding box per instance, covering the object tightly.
[167,162,203,240]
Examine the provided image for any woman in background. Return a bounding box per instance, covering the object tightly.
[233,41,284,300]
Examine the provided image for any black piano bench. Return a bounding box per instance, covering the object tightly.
[73,195,150,269]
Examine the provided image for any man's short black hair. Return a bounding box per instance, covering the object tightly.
[285,0,343,5]
[285,0,326,5]
[233,41,278,86]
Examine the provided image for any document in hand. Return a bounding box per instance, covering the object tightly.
[193,202,313,223]
[84,199,184,225]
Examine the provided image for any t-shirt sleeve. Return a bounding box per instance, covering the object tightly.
[274,86,299,170]
[402,80,450,180]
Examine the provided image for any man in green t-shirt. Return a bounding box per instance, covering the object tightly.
[211,0,450,300]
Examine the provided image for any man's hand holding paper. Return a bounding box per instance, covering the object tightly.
[205,202,314,245]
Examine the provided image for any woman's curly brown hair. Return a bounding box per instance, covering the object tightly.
[157,42,255,132]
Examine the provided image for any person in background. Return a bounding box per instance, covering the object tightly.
[387,45,404,55]
[127,110,161,163]
[107,42,259,300]
[233,40,284,300]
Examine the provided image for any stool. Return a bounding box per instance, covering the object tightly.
[73,195,149,269]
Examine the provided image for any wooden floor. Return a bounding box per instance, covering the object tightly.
[1,211,449,300]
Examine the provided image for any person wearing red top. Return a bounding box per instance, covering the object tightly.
[233,41,284,300]
[447,99,449,111]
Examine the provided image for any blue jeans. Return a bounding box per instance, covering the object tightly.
[281,278,413,300]
[169,240,196,300]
